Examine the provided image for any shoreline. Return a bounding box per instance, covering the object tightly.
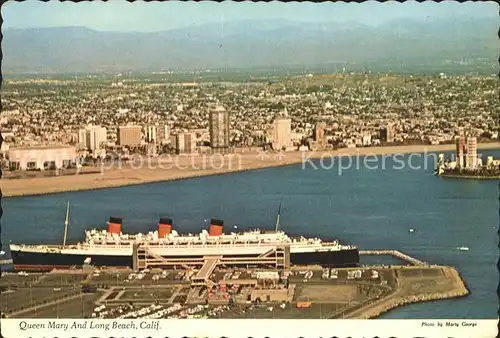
[2,142,499,198]
[439,174,500,180]
[339,266,469,319]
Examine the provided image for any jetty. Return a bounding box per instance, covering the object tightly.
[335,265,469,319]
[439,173,500,180]
[359,250,427,266]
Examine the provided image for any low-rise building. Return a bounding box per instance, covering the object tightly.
[8,145,77,171]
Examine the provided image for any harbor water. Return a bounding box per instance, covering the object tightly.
[1,150,499,319]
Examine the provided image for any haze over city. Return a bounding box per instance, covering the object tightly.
[3,1,497,31]
[2,1,498,73]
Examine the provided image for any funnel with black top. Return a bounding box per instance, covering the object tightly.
[158,218,173,238]
[209,219,224,236]
[107,217,122,235]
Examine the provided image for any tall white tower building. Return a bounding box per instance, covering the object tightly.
[272,109,292,151]
[209,105,230,151]
[78,125,107,154]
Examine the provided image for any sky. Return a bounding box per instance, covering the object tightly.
[2,0,498,32]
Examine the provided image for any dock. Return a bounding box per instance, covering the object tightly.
[191,256,222,286]
[359,250,427,266]
[132,243,291,283]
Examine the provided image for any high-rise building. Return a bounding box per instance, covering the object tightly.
[465,136,477,169]
[156,124,169,144]
[170,134,181,152]
[314,122,327,145]
[78,129,86,147]
[272,113,292,151]
[146,125,157,143]
[380,124,395,143]
[184,132,196,154]
[209,105,230,151]
[173,132,196,154]
[362,134,372,146]
[455,136,466,168]
[78,125,107,152]
[118,126,142,147]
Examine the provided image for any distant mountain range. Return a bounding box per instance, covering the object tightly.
[2,17,498,74]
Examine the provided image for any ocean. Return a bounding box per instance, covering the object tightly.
[2,150,499,319]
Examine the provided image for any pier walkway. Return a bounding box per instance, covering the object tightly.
[191,256,222,286]
[359,250,427,266]
[133,244,290,274]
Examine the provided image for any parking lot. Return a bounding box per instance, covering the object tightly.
[0,264,406,319]
[15,294,101,319]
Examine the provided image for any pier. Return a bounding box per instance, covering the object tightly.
[359,250,427,266]
[191,256,222,286]
[132,243,291,283]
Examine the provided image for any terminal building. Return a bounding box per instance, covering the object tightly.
[8,146,77,171]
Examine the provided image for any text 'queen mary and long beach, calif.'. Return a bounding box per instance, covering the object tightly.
[0,2,499,337]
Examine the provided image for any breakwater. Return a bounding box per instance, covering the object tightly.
[439,173,500,180]
[359,250,427,266]
[342,266,469,319]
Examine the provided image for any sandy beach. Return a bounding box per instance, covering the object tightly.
[2,143,499,198]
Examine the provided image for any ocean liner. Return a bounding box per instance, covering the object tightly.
[9,203,359,271]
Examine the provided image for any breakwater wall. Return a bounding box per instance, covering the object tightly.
[359,250,427,266]
[356,289,469,319]
[439,174,500,180]
[344,266,469,319]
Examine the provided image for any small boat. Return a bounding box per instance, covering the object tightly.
[0,250,5,255]
[457,246,469,251]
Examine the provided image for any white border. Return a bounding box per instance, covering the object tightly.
[1,319,498,338]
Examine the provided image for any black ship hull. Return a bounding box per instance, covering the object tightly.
[10,248,360,271]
